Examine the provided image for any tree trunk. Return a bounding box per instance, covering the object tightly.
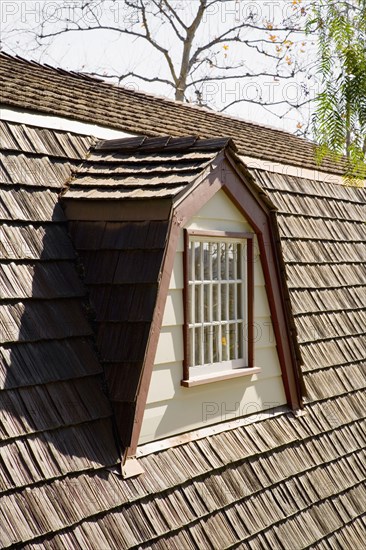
[175,87,185,101]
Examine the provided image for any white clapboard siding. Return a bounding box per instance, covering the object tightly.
[141,376,286,444]
[168,251,183,290]
[162,289,184,326]
[146,347,282,405]
[140,189,286,444]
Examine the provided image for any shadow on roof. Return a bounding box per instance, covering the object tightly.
[1,206,120,477]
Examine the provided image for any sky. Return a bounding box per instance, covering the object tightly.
[0,0,319,136]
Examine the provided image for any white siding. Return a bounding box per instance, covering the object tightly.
[139,189,286,444]
[0,106,133,140]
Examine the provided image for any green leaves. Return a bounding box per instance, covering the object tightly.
[308,0,366,183]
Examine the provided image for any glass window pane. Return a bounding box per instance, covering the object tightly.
[229,283,236,320]
[188,242,194,281]
[212,243,219,280]
[228,243,235,279]
[188,236,247,368]
[194,284,200,323]
[188,283,193,324]
[228,324,236,360]
[236,283,243,319]
[212,325,220,363]
[212,284,219,321]
[234,244,238,279]
[204,326,212,365]
[222,325,229,361]
[193,242,202,281]
[237,322,244,358]
[220,242,226,279]
[204,284,210,322]
[195,326,202,366]
[237,244,243,278]
[189,328,195,367]
[203,242,210,280]
[221,283,227,321]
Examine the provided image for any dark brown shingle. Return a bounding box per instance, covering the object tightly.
[0,122,120,543]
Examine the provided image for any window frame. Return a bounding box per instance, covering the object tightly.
[182,229,255,386]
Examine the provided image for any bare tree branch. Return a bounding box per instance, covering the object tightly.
[148,0,186,40]
[161,0,188,32]
[188,72,297,86]
[175,0,208,100]
[39,25,146,42]
[138,0,179,85]
[3,0,316,131]
[190,21,305,68]
[220,97,314,113]
[81,70,174,88]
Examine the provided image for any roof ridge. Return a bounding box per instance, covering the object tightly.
[0,50,313,144]
[0,51,359,175]
[95,134,236,153]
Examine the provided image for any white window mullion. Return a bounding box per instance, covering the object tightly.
[188,235,249,372]
[199,243,204,365]
[218,241,222,363]
[189,242,195,367]
[225,243,230,361]
[241,242,246,360]
[208,242,213,364]
[232,243,237,360]
[190,242,195,326]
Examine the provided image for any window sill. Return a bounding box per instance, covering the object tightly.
[181,366,261,388]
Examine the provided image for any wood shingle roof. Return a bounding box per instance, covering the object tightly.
[0,121,121,546]
[251,169,366,403]
[0,52,348,176]
[0,53,365,548]
[64,135,233,200]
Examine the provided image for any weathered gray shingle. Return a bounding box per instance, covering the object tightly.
[0,52,349,175]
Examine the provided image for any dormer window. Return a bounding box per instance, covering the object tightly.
[182,229,257,386]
